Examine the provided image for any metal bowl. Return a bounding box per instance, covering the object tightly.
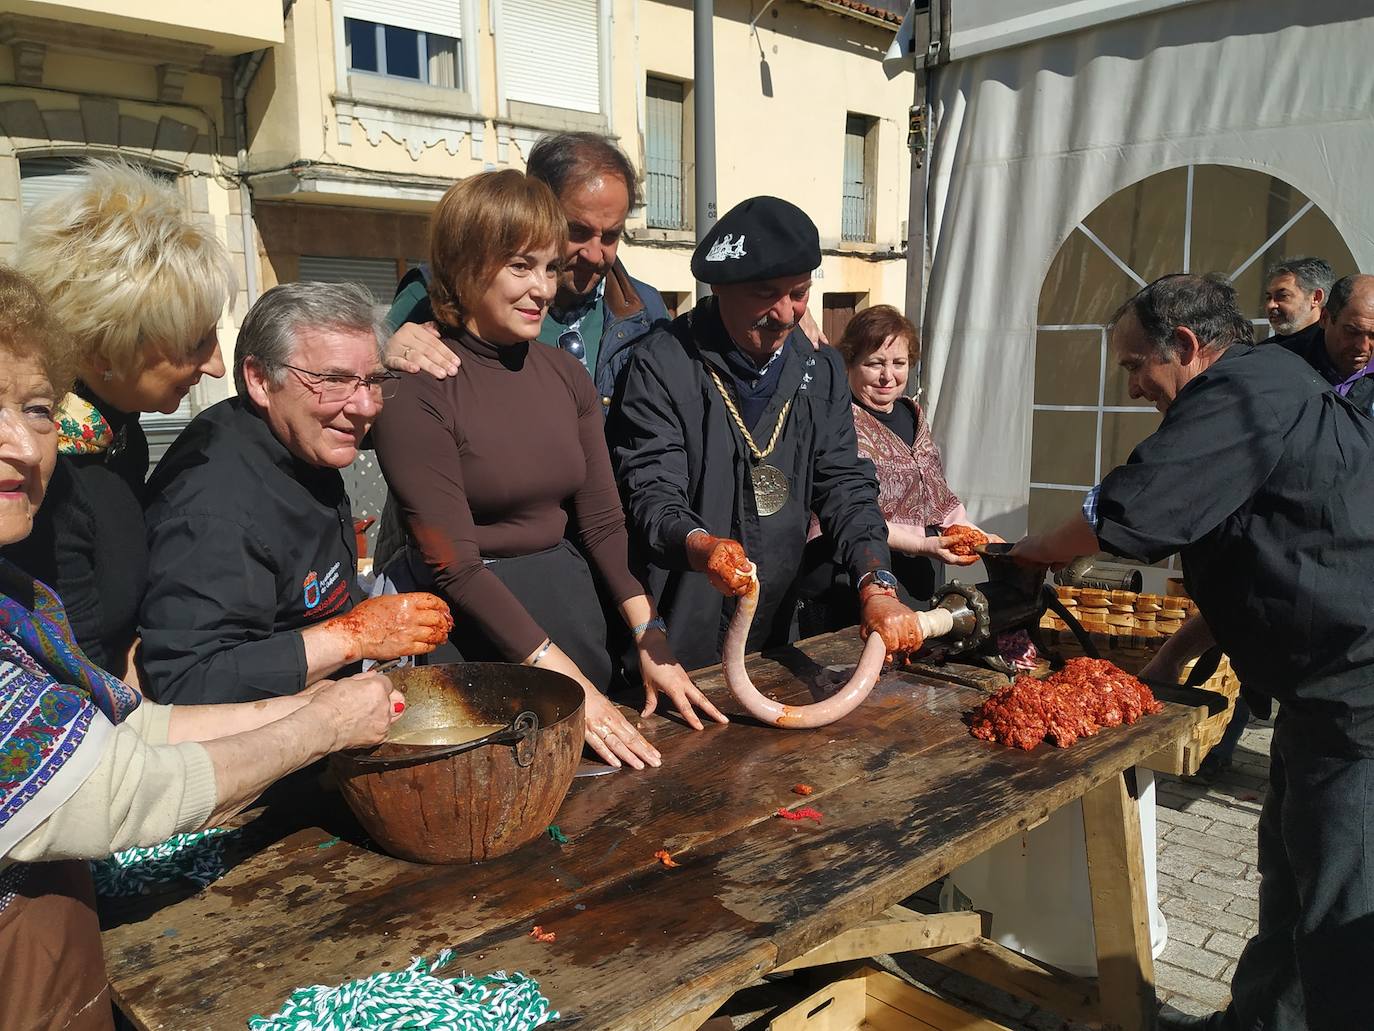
[331,662,584,864]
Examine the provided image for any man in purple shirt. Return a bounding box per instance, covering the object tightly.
[1282,274,1374,415]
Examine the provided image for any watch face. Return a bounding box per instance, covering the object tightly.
[873,571,900,590]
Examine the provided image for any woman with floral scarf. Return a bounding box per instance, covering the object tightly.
[0,265,407,1029]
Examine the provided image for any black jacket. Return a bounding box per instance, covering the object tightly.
[1277,322,1374,417]
[608,298,889,671]
[139,397,358,704]
[1095,344,1374,757]
[1,385,147,678]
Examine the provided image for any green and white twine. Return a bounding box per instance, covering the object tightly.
[91,827,236,897]
[248,952,559,1031]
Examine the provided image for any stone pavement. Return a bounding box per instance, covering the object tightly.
[1151,715,1272,1018]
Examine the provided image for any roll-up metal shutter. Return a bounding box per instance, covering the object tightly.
[340,0,463,39]
[499,0,600,114]
[19,159,88,212]
[297,255,401,305]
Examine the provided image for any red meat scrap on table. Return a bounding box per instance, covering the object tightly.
[966,657,1164,750]
[944,524,989,558]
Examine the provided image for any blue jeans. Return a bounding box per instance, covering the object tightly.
[1209,696,1252,764]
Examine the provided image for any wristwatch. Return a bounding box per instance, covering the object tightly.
[857,570,900,593]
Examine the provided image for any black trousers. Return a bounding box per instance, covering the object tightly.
[1221,712,1374,1031]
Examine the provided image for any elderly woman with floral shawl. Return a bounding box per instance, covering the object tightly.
[0,265,406,1030]
[798,306,996,632]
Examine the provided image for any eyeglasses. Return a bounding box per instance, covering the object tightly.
[557,330,587,362]
[282,363,401,404]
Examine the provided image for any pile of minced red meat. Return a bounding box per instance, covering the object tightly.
[967,657,1164,750]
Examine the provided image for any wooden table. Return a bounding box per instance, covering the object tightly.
[102,631,1197,1031]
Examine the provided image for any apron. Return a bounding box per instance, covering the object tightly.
[386,539,614,691]
[0,861,114,1031]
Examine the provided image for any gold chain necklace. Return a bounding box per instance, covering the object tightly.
[705,365,793,516]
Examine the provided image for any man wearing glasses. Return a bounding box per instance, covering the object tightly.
[138,282,452,704]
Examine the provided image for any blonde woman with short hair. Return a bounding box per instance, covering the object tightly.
[2,160,232,680]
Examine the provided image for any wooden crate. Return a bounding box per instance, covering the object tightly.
[1040,585,1238,774]
[769,966,1012,1031]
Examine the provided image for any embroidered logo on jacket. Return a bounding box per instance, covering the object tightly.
[303,572,321,609]
[705,234,747,262]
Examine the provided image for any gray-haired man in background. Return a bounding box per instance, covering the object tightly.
[1262,255,1333,345]
[139,281,451,705]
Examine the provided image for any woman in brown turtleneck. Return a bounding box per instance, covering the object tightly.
[373,170,725,770]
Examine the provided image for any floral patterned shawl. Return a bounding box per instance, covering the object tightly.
[852,398,962,529]
[0,559,140,854]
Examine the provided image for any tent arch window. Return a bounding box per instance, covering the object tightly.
[1029,164,1357,563]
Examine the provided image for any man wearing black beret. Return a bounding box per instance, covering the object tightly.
[607,196,927,671]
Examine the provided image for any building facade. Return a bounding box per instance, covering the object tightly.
[1,0,912,388]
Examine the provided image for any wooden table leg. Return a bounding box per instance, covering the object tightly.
[1082,769,1157,1031]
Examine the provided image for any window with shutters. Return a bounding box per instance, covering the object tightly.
[645,77,688,231]
[841,114,875,243]
[498,0,602,116]
[340,0,463,89]
[345,19,460,87]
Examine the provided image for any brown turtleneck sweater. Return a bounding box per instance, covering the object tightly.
[372,328,643,659]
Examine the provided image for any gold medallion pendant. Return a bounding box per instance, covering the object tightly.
[705,365,796,519]
[750,462,790,517]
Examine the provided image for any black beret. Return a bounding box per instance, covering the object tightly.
[690,196,821,285]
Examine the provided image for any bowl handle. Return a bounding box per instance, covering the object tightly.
[347,710,541,767]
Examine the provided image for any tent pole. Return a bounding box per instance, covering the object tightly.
[911,0,948,400]
[694,0,718,299]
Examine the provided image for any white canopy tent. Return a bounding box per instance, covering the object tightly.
[888,0,1374,548]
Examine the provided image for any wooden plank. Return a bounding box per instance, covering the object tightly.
[371,708,1194,1029]
[917,937,1100,1024]
[862,967,1013,1030]
[103,646,989,1025]
[768,976,867,1031]
[773,909,981,972]
[101,632,1195,1031]
[656,990,734,1031]
[1082,772,1157,1031]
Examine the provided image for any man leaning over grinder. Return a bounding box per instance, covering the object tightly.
[1014,273,1374,1031]
[139,283,452,704]
[607,196,927,672]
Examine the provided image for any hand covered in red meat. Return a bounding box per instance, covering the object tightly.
[686,533,754,597]
[941,524,989,564]
[324,593,454,663]
[859,585,925,658]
